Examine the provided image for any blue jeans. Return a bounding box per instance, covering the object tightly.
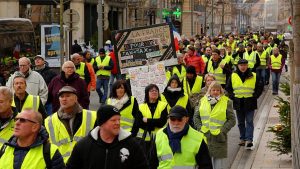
[265,68,270,84]
[236,110,254,141]
[96,77,109,103]
[256,68,266,85]
[271,72,281,93]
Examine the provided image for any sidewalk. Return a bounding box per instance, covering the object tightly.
[230,82,292,169]
[250,90,292,169]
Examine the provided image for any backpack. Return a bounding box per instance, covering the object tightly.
[0,141,52,169]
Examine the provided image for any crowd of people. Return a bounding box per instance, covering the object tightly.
[0,31,289,169]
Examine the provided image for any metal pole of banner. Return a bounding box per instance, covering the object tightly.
[60,0,64,70]
[98,0,103,50]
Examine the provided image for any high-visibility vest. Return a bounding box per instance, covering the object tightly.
[183,76,203,95]
[227,41,236,51]
[160,93,189,111]
[107,96,135,132]
[11,95,40,112]
[155,127,204,169]
[199,95,228,135]
[243,51,257,68]
[207,59,227,84]
[137,101,168,141]
[231,72,256,98]
[257,50,268,66]
[202,55,209,64]
[95,55,111,76]
[165,70,171,82]
[0,119,14,148]
[88,58,95,65]
[75,62,86,79]
[0,143,58,169]
[45,109,97,163]
[222,54,232,64]
[172,65,186,81]
[270,54,283,70]
[253,34,258,42]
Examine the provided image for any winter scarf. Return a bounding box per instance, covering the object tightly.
[109,94,129,110]
[166,124,189,153]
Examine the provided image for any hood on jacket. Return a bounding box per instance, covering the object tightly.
[6,126,49,149]
[90,126,131,142]
[60,71,80,83]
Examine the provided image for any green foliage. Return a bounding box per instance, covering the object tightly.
[267,76,291,155]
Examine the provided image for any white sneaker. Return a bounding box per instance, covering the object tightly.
[245,141,253,150]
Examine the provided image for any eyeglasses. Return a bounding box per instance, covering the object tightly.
[169,117,183,122]
[149,89,158,93]
[15,117,38,124]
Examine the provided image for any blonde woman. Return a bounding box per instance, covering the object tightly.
[194,81,236,169]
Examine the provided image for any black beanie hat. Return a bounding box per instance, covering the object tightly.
[97,105,120,126]
[186,66,196,75]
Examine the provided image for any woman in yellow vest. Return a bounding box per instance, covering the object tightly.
[136,84,168,150]
[160,75,193,126]
[194,81,236,169]
[268,47,284,95]
[106,80,139,135]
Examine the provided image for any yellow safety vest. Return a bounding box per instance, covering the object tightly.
[75,62,86,79]
[137,101,168,141]
[45,109,97,163]
[88,58,95,65]
[0,118,14,148]
[207,59,227,84]
[155,127,204,169]
[11,95,40,112]
[95,55,111,76]
[227,41,236,51]
[172,65,186,81]
[160,93,189,111]
[201,55,209,64]
[107,96,135,132]
[270,54,282,70]
[165,70,171,82]
[0,143,58,169]
[183,76,203,95]
[199,95,228,135]
[257,50,268,66]
[243,51,257,68]
[231,72,256,98]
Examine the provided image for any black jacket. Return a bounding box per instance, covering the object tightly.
[3,127,65,169]
[67,127,149,169]
[226,69,263,111]
[34,65,57,85]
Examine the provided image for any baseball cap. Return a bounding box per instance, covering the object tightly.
[238,59,248,65]
[169,105,188,118]
[34,55,45,60]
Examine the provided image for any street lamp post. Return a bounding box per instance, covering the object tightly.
[97,0,103,50]
[211,0,214,36]
[60,0,64,69]
[221,1,225,34]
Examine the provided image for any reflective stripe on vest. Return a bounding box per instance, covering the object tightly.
[201,55,209,64]
[231,73,256,98]
[160,94,189,111]
[0,143,58,169]
[75,62,85,79]
[137,101,168,141]
[207,59,227,84]
[95,55,111,76]
[199,95,228,135]
[107,96,135,132]
[271,54,282,70]
[243,51,257,68]
[11,95,40,111]
[45,109,96,162]
[155,127,203,169]
[183,76,203,95]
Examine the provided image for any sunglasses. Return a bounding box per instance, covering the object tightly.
[15,117,38,124]
[169,117,183,122]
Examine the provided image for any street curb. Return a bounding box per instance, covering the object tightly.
[230,86,273,169]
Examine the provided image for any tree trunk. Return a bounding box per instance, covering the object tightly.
[291,0,300,168]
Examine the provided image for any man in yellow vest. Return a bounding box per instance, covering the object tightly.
[71,53,91,86]
[150,105,213,169]
[0,109,65,168]
[12,74,47,119]
[0,86,18,148]
[243,43,260,72]
[45,86,97,163]
[268,47,285,95]
[256,43,269,85]
[93,48,114,103]
[226,59,263,149]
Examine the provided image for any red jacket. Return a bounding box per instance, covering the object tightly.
[184,55,205,75]
[109,52,118,75]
